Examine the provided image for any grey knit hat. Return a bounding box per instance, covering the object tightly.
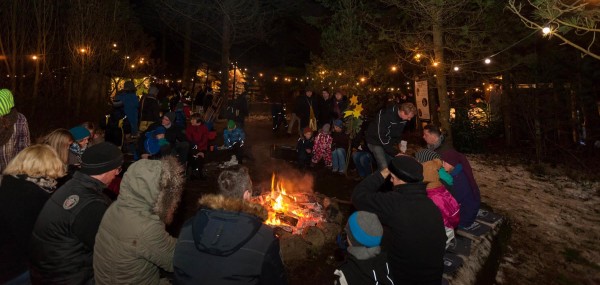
[346,211,383,248]
[321,123,331,134]
[415,149,441,163]
[164,112,176,124]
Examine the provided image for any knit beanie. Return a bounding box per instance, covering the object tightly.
[164,112,176,124]
[321,123,331,134]
[148,86,159,97]
[0,89,15,116]
[422,159,443,189]
[415,149,441,163]
[333,119,343,128]
[69,126,91,141]
[123,81,136,91]
[154,126,166,135]
[227,120,236,130]
[80,142,124,176]
[346,211,383,248]
[388,155,424,183]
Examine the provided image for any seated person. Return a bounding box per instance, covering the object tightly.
[139,112,189,165]
[296,127,314,168]
[351,125,373,180]
[334,211,394,285]
[331,119,349,175]
[440,149,481,229]
[144,126,170,158]
[415,149,460,248]
[67,126,91,166]
[186,113,209,179]
[173,165,287,284]
[223,120,246,164]
[311,124,333,167]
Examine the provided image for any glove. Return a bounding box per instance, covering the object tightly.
[438,168,454,186]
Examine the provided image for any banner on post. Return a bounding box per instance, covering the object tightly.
[414,80,430,120]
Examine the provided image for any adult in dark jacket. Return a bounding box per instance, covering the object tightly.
[352,156,446,285]
[139,85,161,132]
[317,90,334,128]
[29,142,123,285]
[101,100,131,149]
[235,92,249,129]
[116,81,140,136]
[295,90,319,130]
[0,145,66,284]
[365,103,416,170]
[332,91,349,120]
[139,112,189,165]
[174,165,287,285]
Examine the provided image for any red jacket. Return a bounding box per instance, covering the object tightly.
[186,124,209,151]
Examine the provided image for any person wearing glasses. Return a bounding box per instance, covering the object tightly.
[30,142,124,285]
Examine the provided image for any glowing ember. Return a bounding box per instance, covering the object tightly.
[258,172,324,234]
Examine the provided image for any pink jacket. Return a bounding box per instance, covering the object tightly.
[427,185,460,228]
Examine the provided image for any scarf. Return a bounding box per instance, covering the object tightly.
[0,109,18,146]
[20,174,58,193]
[69,142,85,158]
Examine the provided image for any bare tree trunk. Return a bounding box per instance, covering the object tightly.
[534,92,542,162]
[432,20,452,144]
[182,19,192,89]
[570,87,578,144]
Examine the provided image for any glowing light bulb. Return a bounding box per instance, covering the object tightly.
[453,66,459,71]
[542,27,551,35]
[484,58,491,64]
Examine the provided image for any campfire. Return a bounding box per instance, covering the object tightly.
[255,173,324,234]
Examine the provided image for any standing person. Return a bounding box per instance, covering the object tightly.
[271,95,288,133]
[68,126,91,166]
[101,99,131,149]
[235,91,249,129]
[94,157,185,285]
[318,89,334,128]
[296,90,318,131]
[0,145,66,284]
[116,81,140,137]
[352,156,446,284]
[173,165,287,285]
[287,90,302,136]
[186,113,209,179]
[139,84,161,132]
[30,142,124,285]
[194,88,205,114]
[332,91,348,120]
[203,87,214,113]
[365,102,416,170]
[440,149,481,229]
[0,89,31,173]
[333,211,394,285]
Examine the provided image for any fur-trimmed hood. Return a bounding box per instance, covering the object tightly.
[191,194,269,256]
[118,156,185,224]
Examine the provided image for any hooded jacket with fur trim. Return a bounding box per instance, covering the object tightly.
[173,194,287,285]
[93,156,185,285]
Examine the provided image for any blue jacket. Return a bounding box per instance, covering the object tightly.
[116,91,140,126]
[224,127,245,148]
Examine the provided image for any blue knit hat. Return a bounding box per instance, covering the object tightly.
[346,211,383,248]
[333,119,343,128]
[0,89,15,116]
[69,126,91,141]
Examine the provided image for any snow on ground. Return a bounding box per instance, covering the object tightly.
[469,155,600,284]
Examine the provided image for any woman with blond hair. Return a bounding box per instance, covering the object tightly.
[0,144,66,284]
[41,128,74,165]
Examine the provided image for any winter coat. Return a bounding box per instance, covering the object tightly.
[449,164,481,228]
[331,130,350,150]
[186,124,209,151]
[334,251,394,285]
[30,171,112,285]
[295,95,318,128]
[427,185,460,229]
[140,95,161,123]
[173,194,287,285]
[365,105,408,156]
[224,127,246,148]
[116,91,140,130]
[352,173,446,285]
[332,98,348,120]
[102,106,131,148]
[94,157,184,285]
[139,123,188,155]
[0,110,30,172]
[0,175,54,283]
[318,97,334,127]
[297,137,314,153]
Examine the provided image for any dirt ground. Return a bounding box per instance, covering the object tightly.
[176,118,600,285]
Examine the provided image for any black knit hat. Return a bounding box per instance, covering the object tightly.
[415,149,441,163]
[80,142,124,175]
[388,155,423,183]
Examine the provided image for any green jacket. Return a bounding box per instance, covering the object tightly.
[93,157,185,285]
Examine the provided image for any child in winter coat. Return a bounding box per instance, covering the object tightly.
[144,126,170,158]
[223,120,246,163]
[415,149,460,248]
[334,211,394,285]
[311,123,333,167]
[186,113,209,179]
[297,127,314,168]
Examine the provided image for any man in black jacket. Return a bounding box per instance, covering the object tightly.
[351,155,446,285]
[30,142,123,285]
[173,165,287,285]
[295,90,319,130]
[365,102,416,170]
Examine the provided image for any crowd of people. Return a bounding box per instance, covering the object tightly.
[0,83,482,285]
